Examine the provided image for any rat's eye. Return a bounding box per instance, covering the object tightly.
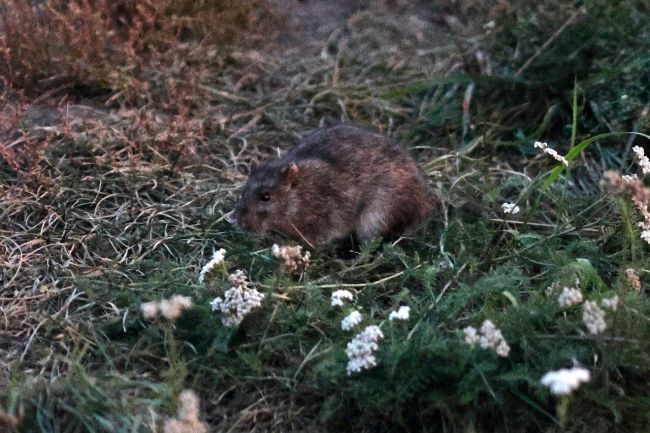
[259,191,271,202]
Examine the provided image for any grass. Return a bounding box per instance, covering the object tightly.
[1,0,650,432]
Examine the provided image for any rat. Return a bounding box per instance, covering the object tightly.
[232,125,437,246]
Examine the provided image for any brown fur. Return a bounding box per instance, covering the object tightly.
[233,125,437,245]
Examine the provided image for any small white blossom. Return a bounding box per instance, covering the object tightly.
[464,320,510,357]
[272,244,311,274]
[501,202,521,215]
[198,248,226,284]
[632,146,650,175]
[541,367,591,395]
[140,301,159,320]
[463,326,480,346]
[558,286,583,307]
[212,270,265,327]
[331,289,354,307]
[345,325,384,375]
[495,340,511,357]
[341,310,363,331]
[641,229,650,244]
[601,295,619,311]
[228,269,248,288]
[534,141,569,166]
[388,306,411,321]
[622,174,638,183]
[159,295,192,321]
[582,301,607,334]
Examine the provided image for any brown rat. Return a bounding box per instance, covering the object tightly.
[233,125,437,246]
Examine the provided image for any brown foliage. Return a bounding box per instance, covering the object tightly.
[0,0,270,95]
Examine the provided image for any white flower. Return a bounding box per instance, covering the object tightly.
[479,320,503,349]
[272,244,311,274]
[331,289,354,307]
[211,286,265,327]
[341,310,363,331]
[140,301,159,320]
[345,325,384,375]
[582,301,607,334]
[212,270,265,327]
[463,326,480,346]
[601,295,619,311]
[163,389,208,433]
[199,248,226,284]
[632,146,650,175]
[641,229,650,245]
[159,295,192,320]
[558,286,583,307]
[389,306,411,321]
[541,367,591,395]
[465,320,510,357]
[535,141,569,166]
[501,202,521,215]
[495,340,511,357]
[228,269,248,288]
[622,174,638,183]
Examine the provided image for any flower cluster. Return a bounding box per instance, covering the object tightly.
[582,301,607,334]
[540,367,591,396]
[632,145,650,175]
[501,202,521,215]
[198,248,226,284]
[601,295,619,311]
[210,269,265,327]
[388,305,411,321]
[341,310,363,331]
[534,141,569,166]
[602,170,650,246]
[163,389,208,433]
[626,268,641,292]
[464,320,510,357]
[345,325,384,375]
[140,295,192,321]
[558,286,583,307]
[271,244,311,274]
[331,289,354,307]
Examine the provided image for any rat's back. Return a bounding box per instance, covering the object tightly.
[234,124,437,245]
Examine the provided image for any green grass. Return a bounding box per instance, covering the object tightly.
[2,0,650,432]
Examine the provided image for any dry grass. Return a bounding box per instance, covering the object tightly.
[1,0,649,431]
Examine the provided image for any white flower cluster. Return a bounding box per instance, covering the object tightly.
[345,325,384,375]
[463,320,510,357]
[622,174,638,183]
[632,146,650,175]
[271,244,311,274]
[626,268,641,292]
[558,286,583,307]
[582,301,606,334]
[331,289,354,307]
[341,310,363,331]
[163,389,208,433]
[501,202,521,215]
[140,295,192,321]
[198,248,226,284]
[601,295,619,311]
[211,269,265,327]
[534,141,569,167]
[389,305,411,321]
[541,367,591,396]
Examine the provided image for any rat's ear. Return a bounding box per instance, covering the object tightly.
[282,162,299,187]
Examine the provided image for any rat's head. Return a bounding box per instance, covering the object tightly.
[233,161,300,233]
